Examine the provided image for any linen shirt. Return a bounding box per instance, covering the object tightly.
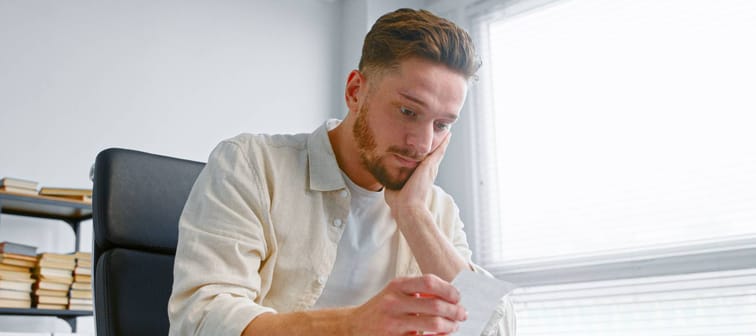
[167,119,515,335]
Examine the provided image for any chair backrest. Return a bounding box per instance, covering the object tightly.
[93,148,205,336]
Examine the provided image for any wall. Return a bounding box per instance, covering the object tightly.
[0,0,340,332]
[0,0,483,332]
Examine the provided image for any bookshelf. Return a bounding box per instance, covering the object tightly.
[0,190,93,332]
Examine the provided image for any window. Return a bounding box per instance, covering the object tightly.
[468,0,756,334]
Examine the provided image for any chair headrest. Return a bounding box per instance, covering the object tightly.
[93,148,205,254]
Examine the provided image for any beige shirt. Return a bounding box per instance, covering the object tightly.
[167,120,515,335]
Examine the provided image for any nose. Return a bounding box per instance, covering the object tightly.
[405,123,434,157]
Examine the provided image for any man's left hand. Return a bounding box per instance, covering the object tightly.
[384,133,451,219]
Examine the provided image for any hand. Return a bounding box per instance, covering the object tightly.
[347,274,467,335]
[384,133,451,218]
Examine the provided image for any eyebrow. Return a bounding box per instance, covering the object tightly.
[399,92,459,121]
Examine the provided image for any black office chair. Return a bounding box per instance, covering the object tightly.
[92,148,205,336]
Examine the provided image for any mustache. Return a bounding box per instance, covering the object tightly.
[387,146,424,161]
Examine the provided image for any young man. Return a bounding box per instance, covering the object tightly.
[168,8,515,336]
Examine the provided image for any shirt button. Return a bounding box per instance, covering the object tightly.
[333,218,343,227]
[340,190,348,198]
[317,276,327,285]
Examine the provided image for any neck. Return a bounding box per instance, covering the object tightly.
[328,118,383,191]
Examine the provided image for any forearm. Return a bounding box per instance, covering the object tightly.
[394,207,470,282]
[242,307,353,336]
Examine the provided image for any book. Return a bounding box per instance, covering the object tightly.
[37,252,77,263]
[73,274,91,283]
[68,297,92,305]
[67,303,93,311]
[69,289,92,299]
[36,303,67,310]
[0,263,30,272]
[0,241,38,257]
[34,294,69,305]
[0,177,38,190]
[0,254,36,268]
[73,266,91,275]
[0,297,32,308]
[38,258,76,270]
[38,187,92,197]
[34,279,71,291]
[34,288,68,297]
[76,260,92,268]
[35,274,73,285]
[74,251,92,260]
[0,269,33,280]
[0,289,32,300]
[70,282,91,290]
[0,186,38,195]
[0,279,34,292]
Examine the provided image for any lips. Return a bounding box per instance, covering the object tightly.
[393,153,420,168]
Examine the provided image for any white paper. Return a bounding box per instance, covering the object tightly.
[451,269,517,335]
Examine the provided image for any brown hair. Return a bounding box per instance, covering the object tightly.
[359,8,480,80]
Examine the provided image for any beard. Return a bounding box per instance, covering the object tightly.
[352,103,421,190]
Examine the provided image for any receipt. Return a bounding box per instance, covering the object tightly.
[451,270,517,335]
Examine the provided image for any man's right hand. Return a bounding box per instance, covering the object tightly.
[347,274,467,335]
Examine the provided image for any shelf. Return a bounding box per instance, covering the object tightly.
[0,191,92,222]
[0,307,92,317]
[0,190,93,332]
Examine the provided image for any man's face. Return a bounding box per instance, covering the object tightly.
[353,57,468,190]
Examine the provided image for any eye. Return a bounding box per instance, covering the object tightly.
[400,106,416,117]
[435,121,453,131]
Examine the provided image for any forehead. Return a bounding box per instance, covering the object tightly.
[371,58,468,114]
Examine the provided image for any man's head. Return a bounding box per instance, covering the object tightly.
[343,9,478,190]
[359,8,480,82]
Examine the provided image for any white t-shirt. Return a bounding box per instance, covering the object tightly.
[312,171,399,308]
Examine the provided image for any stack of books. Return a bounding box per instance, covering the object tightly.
[38,187,92,203]
[32,253,75,310]
[69,252,93,311]
[0,242,37,308]
[0,177,39,196]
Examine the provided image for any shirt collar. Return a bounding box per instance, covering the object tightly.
[307,119,347,191]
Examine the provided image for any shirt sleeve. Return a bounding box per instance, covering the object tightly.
[168,140,277,336]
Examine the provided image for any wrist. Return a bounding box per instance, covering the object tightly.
[392,205,431,228]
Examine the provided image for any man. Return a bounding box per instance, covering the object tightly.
[168,8,515,336]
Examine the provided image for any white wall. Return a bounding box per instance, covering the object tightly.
[0,0,340,332]
[0,0,481,332]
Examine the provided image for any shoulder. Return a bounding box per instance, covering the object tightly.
[429,184,456,207]
[427,184,461,220]
[209,133,308,162]
[222,132,308,151]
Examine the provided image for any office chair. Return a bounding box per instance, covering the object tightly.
[92,148,205,336]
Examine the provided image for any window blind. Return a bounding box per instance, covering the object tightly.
[473,0,756,270]
[468,0,756,334]
[511,268,756,336]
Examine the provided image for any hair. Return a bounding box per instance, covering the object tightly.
[359,8,481,81]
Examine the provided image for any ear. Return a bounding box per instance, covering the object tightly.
[344,70,365,114]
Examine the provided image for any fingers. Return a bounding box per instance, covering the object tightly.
[398,314,460,335]
[394,274,461,304]
[386,275,467,323]
[403,293,467,322]
[425,132,451,166]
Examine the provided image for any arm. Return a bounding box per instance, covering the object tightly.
[385,134,517,336]
[244,275,467,336]
[168,140,276,335]
[384,134,469,281]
